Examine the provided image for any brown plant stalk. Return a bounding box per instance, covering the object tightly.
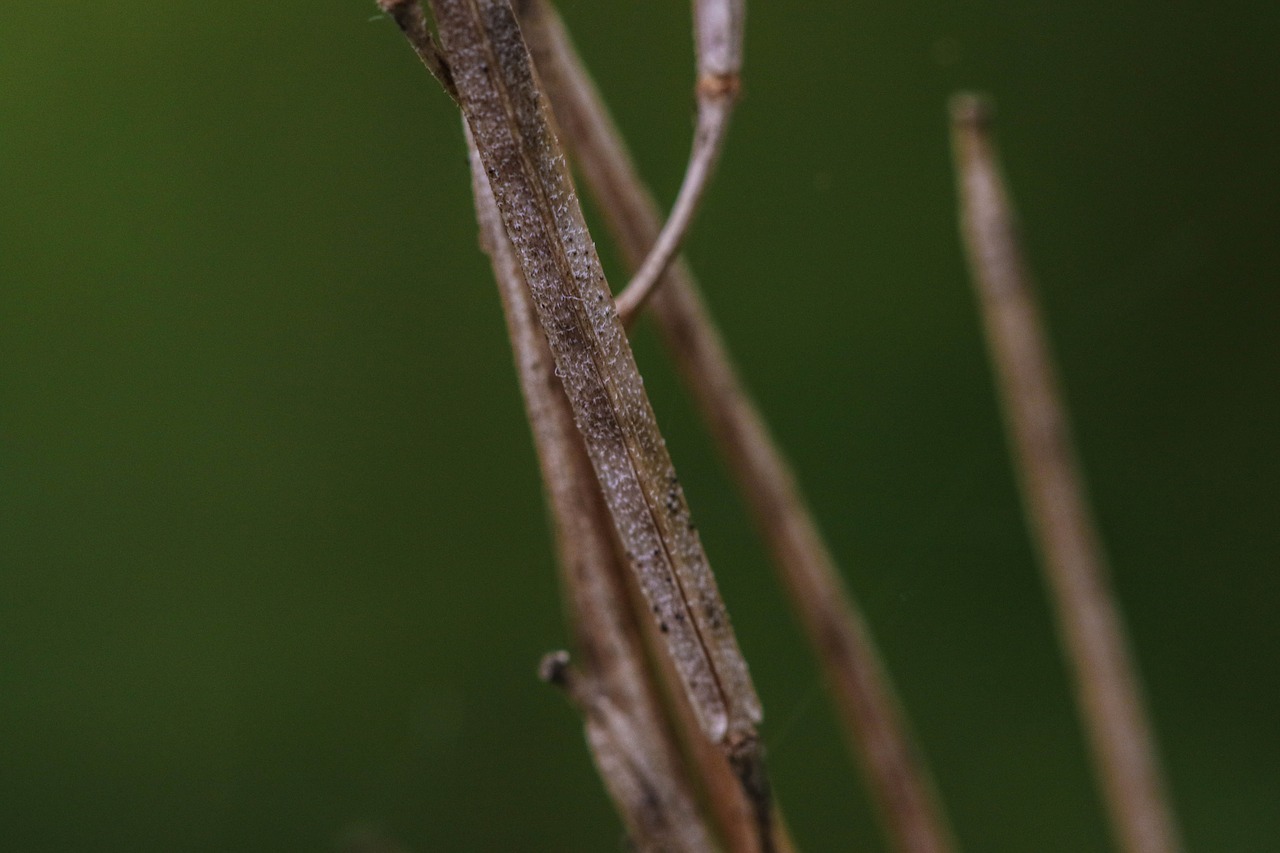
[474,122,792,852]
[517,3,956,852]
[950,94,1182,853]
[469,132,716,853]
[426,0,762,746]
[379,0,775,845]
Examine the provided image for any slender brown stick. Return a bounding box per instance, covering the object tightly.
[377,0,456,98]
[613,0,743,325]
[422,0,761,745]
[470,134,716,853]
[388,0,775,845]
[950,93,1182,853]
[518,4,956,852]
[540,653,714,853]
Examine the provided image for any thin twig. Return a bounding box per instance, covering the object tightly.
[518,3,956,852]
[470,133,715,853]
[538,653,714,853]
[377,0,457,98]
[613,0,743,325]
[950,93,1183,853]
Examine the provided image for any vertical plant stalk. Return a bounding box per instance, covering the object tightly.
[419,0,762,744]
[385,0,775,843]
[613,0,744,325]
[518,3,956,852]
[469,135,716,853]
[950,94,1182,853]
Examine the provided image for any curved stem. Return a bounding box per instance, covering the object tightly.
[614,0,744,326]
[616,91,734,327]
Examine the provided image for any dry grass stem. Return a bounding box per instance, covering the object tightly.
[613,0,743,325]
[420,0,761,745]
[630,582,788,853]
[518,3,955,852]
[950,93,1183,853]
[469,135,716,852]
[539,653,714,853]
[385,0,777,843]
[376,1,778,845]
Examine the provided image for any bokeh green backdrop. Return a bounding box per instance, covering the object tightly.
[3,1,1277,850]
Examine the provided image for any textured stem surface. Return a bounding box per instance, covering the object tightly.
[425,0,762,744]
[470,133,715,853]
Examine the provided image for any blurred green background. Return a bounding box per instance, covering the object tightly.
[3,1,1277,850]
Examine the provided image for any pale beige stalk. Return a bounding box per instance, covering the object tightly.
[950,93,1182,853]
[613,0,744,325]
[518,3,957,852]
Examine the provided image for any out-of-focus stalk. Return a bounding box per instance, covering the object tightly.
[950,93,1182,853]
